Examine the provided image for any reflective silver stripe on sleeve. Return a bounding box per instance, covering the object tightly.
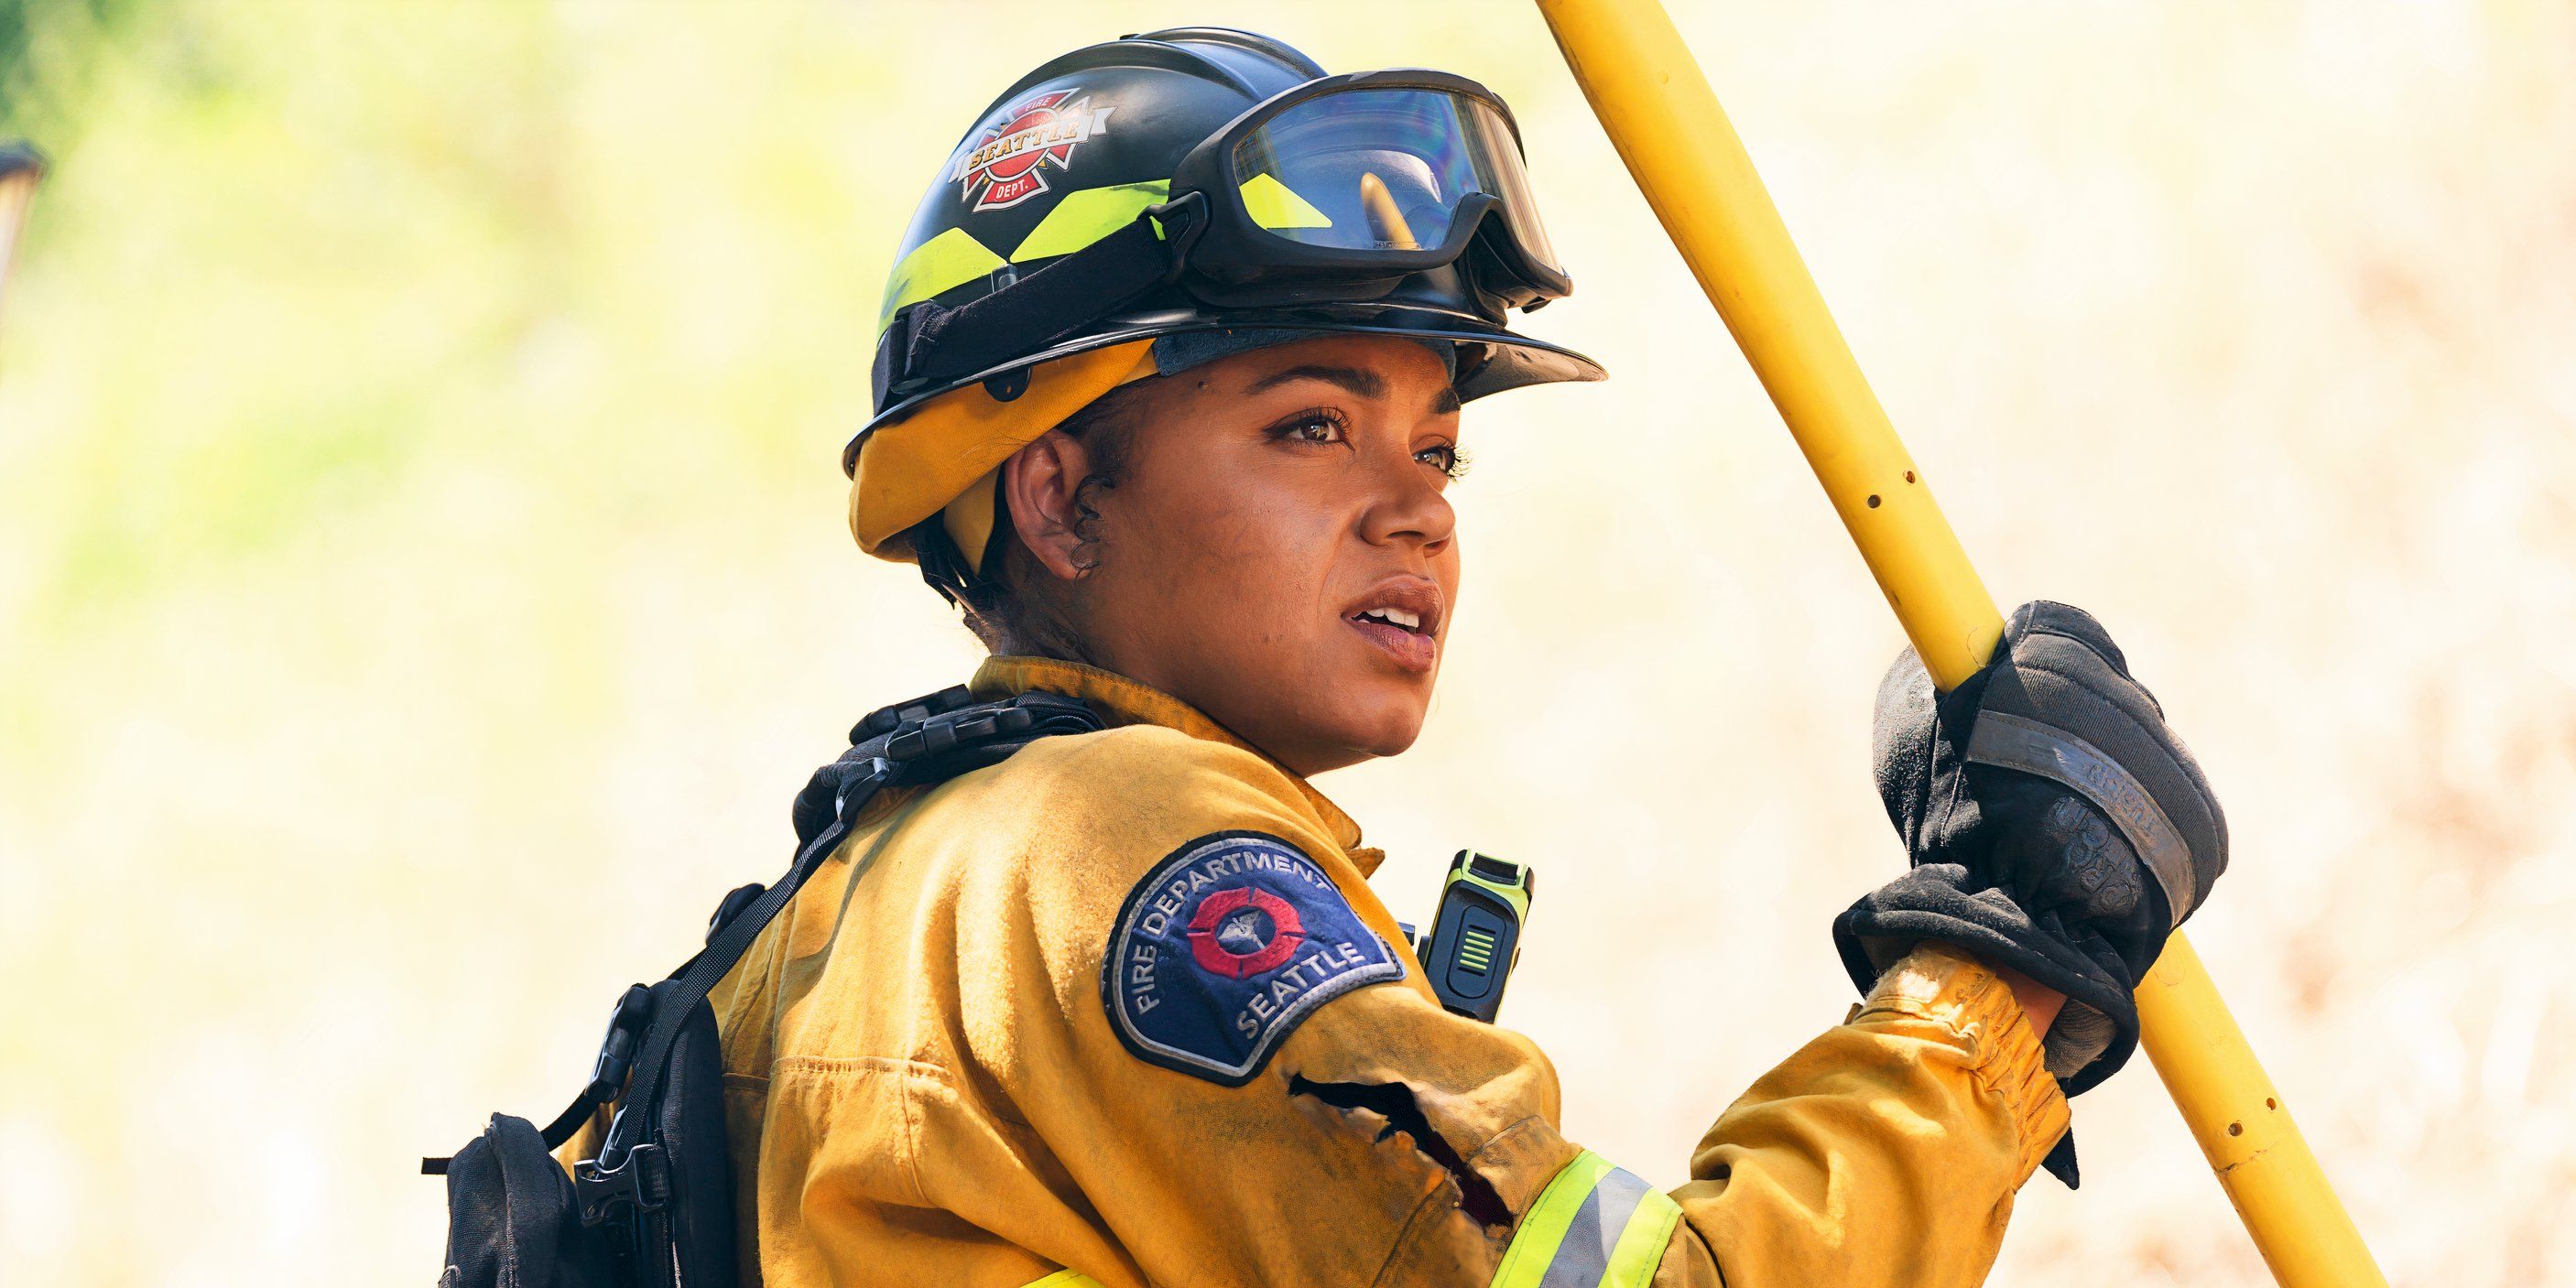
[1964,709,2195,928]
[1536,1164,1654,1288]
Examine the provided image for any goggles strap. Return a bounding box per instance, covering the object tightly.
[877,202,1190,406]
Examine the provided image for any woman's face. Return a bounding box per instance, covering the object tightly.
[1021,334,1467,776]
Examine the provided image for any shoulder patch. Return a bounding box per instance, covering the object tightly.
[1101,830,1405,1086]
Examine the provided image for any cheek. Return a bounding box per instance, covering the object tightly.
[1103,465,1345,635]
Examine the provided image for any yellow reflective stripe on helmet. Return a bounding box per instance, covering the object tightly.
[878,226,1007,331]
[1490,1151,1679,1288]
[1010,179,1171,263]
[1023,1272,1104,1288]
[1239,170,1333,230]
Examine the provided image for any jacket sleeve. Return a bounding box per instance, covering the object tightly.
[931,728,2069,1288]
[1648,942,2071,1288]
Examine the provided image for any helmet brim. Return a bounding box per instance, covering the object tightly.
[847,309,1603,472]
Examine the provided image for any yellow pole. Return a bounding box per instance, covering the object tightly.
[1531,2,2384,1283]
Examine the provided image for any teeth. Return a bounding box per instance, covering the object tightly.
[1356,607,1423,631]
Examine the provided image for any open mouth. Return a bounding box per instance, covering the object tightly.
[1351,606,1427,633]
[1344,581,1443,674]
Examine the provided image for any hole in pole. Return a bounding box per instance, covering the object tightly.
[2227,1121,2244,1137]
[2266,1098,2277,1110]
[1904,471,1916,483]
[1866,494,1882,509]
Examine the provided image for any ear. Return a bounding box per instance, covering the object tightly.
[999,428,1094,581]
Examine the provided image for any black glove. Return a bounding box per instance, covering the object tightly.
[1833,601,2226,1098]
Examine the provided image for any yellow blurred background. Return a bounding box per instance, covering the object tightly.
[5,1,2571,1283]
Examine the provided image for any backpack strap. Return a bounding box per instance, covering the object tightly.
[569,687,1100,1218]
[421,685,1103,1185]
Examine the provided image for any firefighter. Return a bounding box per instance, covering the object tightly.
[703,27,2227,1287]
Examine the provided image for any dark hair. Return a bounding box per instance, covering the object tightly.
[911,379,1153,662]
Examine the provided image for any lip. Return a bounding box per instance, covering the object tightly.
[1342,577,1445,675]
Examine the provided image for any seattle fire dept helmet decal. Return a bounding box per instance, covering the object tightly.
[1102,830,1405,1086]
[950,88,1114,213]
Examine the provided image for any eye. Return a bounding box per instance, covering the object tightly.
[1268,406,1349,445]
[1416,441,1472,482]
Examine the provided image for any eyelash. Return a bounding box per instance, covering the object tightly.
[1271,406,1348,443]
[1270,407,1473,482]
[1419,443,1472,481]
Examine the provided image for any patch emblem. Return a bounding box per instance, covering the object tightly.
[950,88,1114,212]
[1103,830,1405,1086]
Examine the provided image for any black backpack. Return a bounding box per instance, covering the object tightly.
[427,687,1103,1287]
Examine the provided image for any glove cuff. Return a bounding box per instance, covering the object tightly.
[1833,871,2142,1095]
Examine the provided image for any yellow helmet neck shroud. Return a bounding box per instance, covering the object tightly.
[848,340,1158,571]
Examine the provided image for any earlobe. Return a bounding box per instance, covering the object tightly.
[1000,430,1093,581]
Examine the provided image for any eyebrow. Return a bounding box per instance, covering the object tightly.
[1245,363,1386,400]
[1246,362,1464,417]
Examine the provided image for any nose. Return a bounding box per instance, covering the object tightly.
[1357,446,1455,554]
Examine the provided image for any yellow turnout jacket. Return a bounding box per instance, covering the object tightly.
[596,655,2070,1287]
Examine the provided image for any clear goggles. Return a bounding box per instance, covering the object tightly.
[1163,70,1571,308]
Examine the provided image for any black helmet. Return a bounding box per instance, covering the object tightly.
[848,27,1599,577]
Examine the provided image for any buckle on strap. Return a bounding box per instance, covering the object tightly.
[582,984,655,1104]
[851,684,977,743]
[1143,189,1208,280]
[885,701,1039,762]
[572,1142,670,1226]
[874,299,940,401]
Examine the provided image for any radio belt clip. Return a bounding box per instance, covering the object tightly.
[1414,850,1533,1023]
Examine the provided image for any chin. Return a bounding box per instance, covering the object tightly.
[1355,718,1426,760]
[1302,691,1431,773]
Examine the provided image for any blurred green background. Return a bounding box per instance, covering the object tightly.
[5,1,2572,1283]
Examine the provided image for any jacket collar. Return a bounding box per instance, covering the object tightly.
[968,655,1369,857]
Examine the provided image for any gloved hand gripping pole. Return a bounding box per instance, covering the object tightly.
[1529,2,2383,1283]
